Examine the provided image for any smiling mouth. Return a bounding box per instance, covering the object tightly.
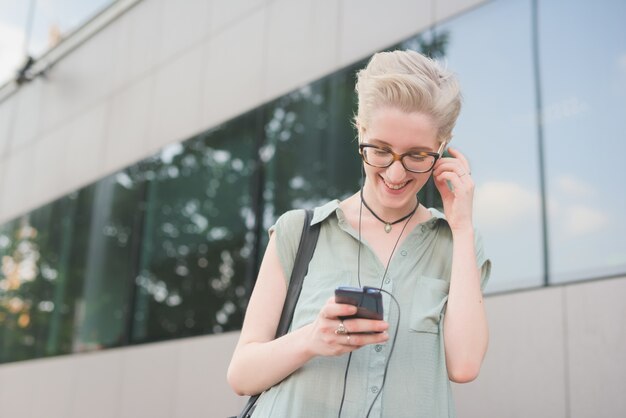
[381,176,411,190]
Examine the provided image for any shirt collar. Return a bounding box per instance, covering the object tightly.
[310,199,448,228]
[427,207,447,223]
[311,199,341,225]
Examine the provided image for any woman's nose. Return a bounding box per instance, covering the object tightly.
[385,160,407,183]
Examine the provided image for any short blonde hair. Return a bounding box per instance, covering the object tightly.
[354,50,462,143]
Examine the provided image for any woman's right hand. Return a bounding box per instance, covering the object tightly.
[304,297,390,357]
[229,232,389,396]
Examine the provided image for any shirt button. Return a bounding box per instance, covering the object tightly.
[374,345,383,352]
[384,278,390,284]
[371,386,379,393]
[421,225,426,233]
[400,250,407,256]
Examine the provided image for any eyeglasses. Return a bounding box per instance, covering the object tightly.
[359,142,446,173]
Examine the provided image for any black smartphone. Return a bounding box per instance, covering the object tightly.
[334,286,384,320]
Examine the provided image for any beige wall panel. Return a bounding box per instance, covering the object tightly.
[453,286,568,418]
[38,67,79,144]
[0,100,13,222]
[201,9,266,129]
[157,0,212,66]
[0,360,37,417]
[264,0,339,101]
[0,99,14,158]
[339,0,488,67]
[30,356,75,418]
[103,75,154,174]
[0,145,39,222]
[173,332,243,418]
[566,276,626,418]
[435,0,487,21]
[9,79,44,152]
[39,25,117,135]
[32,124,70,209]
[63,102,108,192]
[70,350,124,418]
[210,0,267,36]
[339,0,433,66]
[148,42,206,153]
[119,341,180,418]
[110,0,164,91]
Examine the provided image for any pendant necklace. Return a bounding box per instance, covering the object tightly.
[360,188,419,233]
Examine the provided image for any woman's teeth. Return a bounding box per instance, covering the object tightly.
[383,179,409,190]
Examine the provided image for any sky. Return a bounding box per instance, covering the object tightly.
[0,0,113,85]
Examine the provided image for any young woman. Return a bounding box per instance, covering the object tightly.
[228,50,491,418]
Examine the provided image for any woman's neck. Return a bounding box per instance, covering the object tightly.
[340,191,429,235]
[360,185,420,221]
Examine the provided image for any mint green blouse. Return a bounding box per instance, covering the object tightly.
[252,200,491,418]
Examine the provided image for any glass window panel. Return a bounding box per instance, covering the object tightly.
[0,217,35,362]
[0,197,75,362]
[261,65,364,236]
[133,112,258,343]
[68,173,143,352]
[539,0,626,283]
[0,172,142,364]
[405,0,544,292]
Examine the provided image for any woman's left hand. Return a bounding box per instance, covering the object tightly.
[432,146,474,232]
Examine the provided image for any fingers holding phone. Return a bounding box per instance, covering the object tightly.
[334,286,388,335]
[306,296,388,357]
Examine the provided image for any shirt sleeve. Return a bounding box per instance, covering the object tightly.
[268,209,306,287]
[473,228,492,291]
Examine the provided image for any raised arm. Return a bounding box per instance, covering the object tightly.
[442,228,489,383]
[432,146,489,383]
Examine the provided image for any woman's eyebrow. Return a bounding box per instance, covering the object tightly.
[367,138,390,147]
[368,138,435,152]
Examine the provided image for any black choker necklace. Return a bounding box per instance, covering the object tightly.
[360,189,419,233]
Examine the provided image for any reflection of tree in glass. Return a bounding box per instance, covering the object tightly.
[0,171,146,365]
[262,66,363,232]
[70,175,141,353]
[402,30,450,60]
[130,114,257,343]
[0,204,66,363]
[0,218,40,332]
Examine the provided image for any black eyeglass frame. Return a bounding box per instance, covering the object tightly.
[358,142,447,173]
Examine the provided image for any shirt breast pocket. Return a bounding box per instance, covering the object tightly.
[408,276,450,334]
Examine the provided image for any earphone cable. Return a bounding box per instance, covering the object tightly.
[338,186,417,417]
[358,189,418,290]
[365,289,400,418]
[336,352,353,418]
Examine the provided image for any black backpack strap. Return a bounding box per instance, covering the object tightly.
[275,209,320,337]
[235,209,320,418]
